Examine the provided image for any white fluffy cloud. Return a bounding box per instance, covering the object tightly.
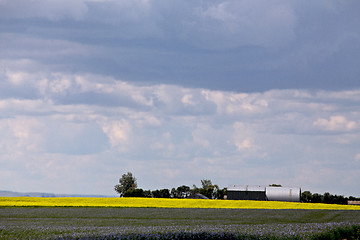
[102,120,132,150]
[313,115,357,132]
[232,122,254,151]
[0,69,359,196]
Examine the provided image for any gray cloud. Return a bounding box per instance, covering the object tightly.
[1,0,359,91]
[0,0,88,20]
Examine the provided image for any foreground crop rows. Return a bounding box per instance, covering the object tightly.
[2,221,359,239]
[1,207,360,239]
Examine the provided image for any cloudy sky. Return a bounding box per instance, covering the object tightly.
[1,0,359,197]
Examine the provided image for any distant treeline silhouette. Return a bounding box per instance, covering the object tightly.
[115,172,359,204]
[114,172,225,199]
[301,191,360,205]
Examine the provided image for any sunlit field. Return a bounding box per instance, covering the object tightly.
[1,196,360,210]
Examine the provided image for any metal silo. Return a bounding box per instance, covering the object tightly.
[265,187,301,202]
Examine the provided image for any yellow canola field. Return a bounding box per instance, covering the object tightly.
[1,197,360,210]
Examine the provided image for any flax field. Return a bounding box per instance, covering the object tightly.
[1,197,360,239]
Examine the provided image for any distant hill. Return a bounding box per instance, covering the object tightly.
[0,190,117,198]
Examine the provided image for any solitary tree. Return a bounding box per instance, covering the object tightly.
[201,179,213,189]
[200,179,217,199]
[114,172,137,197]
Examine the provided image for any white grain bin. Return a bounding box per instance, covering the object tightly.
[265,187,301,202]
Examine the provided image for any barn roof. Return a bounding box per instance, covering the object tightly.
[227,185,265,192]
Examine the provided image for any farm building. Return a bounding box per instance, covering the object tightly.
[227,185,301,202]
[227,185,267,201]
[266,186,301,202]
[348,200,360,205]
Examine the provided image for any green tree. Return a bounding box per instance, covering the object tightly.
[123,188,144,197]
[301,191,312,203]
[143,190,152,198]
[311,193,323,203]
[114,172,137,197]
[197,180,218,199]
[152,189,170,198]
[191,184,200,194]
[201,179,213,189]
[171,185,191,198]
[215,187,227,199]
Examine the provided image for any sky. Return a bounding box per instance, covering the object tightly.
[0,0,359,197]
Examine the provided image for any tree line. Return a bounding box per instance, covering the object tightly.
[115,172,360,204]
[301,191,360,205]
[114,172,226,199]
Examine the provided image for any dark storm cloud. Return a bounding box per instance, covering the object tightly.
[1,0,359,92]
